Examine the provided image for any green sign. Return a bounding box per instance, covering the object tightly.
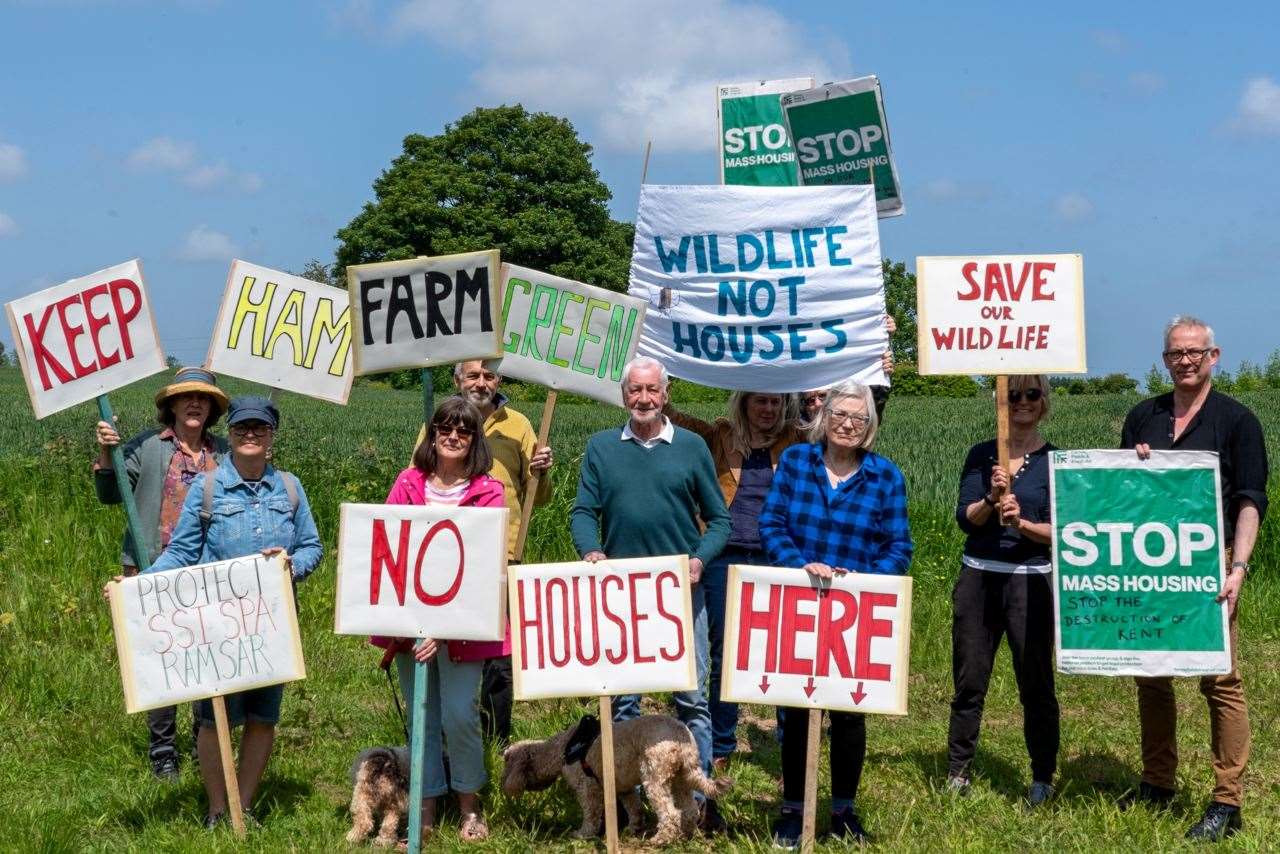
[717,77,813,186]
[1051,449,1230,676]
[780,76,904,218]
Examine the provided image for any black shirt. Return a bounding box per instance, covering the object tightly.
[956,439,1056,566]
[728,447,773,550]
[1120,390,1269,540]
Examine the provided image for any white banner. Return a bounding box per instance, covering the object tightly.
[509,556,695,699]
[5,259,166,418]
[109,555,305,713]
[334,503,508,641]
[206,260,353,403]
[628,184,888,392]
[721,565,912,715]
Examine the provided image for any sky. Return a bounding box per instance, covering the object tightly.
[1,0,1278,378]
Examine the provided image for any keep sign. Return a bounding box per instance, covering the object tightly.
[334,503,508,641]
[721,565,912,715]
[509,556,695,699]
[347,250,503,375]
[207,260,353,403]
[5,259,166,418]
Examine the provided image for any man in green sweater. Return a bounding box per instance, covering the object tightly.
[570,355,732,832]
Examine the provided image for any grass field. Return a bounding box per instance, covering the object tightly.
[1,365,1278,853]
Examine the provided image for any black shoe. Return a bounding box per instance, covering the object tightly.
[771,807,802,849]
[204,812,224,830]
[828,809,872,843]
[1185,802,1242,842]
[698,798,727,835]
[151,756,179,783]
[1026,781,1055,808]
[1118,781,1175,810]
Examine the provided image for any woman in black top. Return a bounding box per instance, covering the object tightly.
[947,374,1060,807]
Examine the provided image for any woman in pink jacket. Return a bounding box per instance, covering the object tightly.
[373,396,506,842]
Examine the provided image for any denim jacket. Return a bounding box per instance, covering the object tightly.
[146,456,323,579]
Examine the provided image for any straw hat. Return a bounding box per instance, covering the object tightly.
[154,367,229,422]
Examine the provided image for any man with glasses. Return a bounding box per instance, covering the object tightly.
[1118,316,1268,841]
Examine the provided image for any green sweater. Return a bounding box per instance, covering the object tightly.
[570,425,731,566]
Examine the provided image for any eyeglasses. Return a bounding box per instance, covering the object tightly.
[829,410,870,427]
[1008,388,1043,403]
[435,424,475,440]
[230,422,272,437]
[1162,348,1214,365]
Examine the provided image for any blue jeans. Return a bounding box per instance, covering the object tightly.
[704,548,765,759]
[614,579,712,786]
[395,649,486,796]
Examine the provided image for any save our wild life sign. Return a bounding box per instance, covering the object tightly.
[5,259,167,418]
[108,554,305,713]
[509,556,695,700]
[334,503,508,641]
[915,254,1086,376]
[720,565,912,715]
[206,260,354,404]
[628,183,889,393]
[1051,450,1231,677]
[780,76,904,218]
[717,77,815,186]
[497,264,646,406]
[346,250,503,375]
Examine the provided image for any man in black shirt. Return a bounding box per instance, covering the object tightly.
[1119,316,1268,841]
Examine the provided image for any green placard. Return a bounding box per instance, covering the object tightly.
[717,78,813,186]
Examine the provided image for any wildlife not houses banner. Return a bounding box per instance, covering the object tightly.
[5,259,166,418]
[720,565,912,715]
[206,260,353,404]
[509,556,695,700]
[915,254,1086,375]
[334,503,508,641]
[1051,450,1230,677]
[108,554,305,713]
[346,250,503,375]
[498,265,646,406]
[780,76,904,218]
[717,77,815,186]
[628,184,888,392]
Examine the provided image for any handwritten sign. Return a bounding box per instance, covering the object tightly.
[720,565,912,715]
[916,254,1086,375]
[108,554,304,713]
[346,250,503,375]
[628,184,888,392]
[206,260,353,403]
[5,259,166,418]
[497,264,645,405]
[334,503,508,641]
[509,556,695,699]
[717,77,814,186]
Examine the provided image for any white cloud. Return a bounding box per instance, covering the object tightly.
[1090,28,1127,53]
[1127,71,1166,96]
[0,142,28,182]
[381,0,848,152]
[1055,192,1094,223]
[0,212,17,238]
[128,136,262,192]
[128,136,197,171]
[1229,75,1280,136]
[923,178,960,200]
[181,161,232,189]
[176,225,239,261]
[237,172,263,193]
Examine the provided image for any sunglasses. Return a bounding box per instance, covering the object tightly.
[435,424,475,440]
[1008,388,1044,404]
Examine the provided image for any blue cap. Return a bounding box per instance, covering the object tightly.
[226,396,280,430]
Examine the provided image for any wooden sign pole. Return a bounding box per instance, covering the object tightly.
[995,375,1011,496]
[97,394,151,570]
[511,391,557,561]
[598,695,620,854]
[800,708,822,854]
[211,695,247,837]
[406,367,435,853]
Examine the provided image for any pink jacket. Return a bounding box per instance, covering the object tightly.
[371,467,510,661]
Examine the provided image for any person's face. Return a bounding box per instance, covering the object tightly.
[802,389,827,418]
[1008,384,1046,426]
[1163,326,1218,392]
[170,392,212,430]
[455,361,500,407]
[622,366,668,426]
[745,394,784,434]
[229,420,273,460]
[824,396,870,451]
[434,419,474,463]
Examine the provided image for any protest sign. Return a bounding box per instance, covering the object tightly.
[108,554,304,713]
[915,254,1086,375]
[206,260,353,403]
[721,565,912,715]
[334,503,508,641]
[1051,450,1231,677]
[717,77,815,186]
[628,184,888,392]
[497,264,646,406]
[346,250,503,375]
[509,556,695,699]
[5,259,166,418]
[780,76,904,218]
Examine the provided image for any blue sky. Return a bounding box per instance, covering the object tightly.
[1,0,1278,378]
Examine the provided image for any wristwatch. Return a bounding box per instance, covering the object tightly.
[1230,560,1250,576]
[982,493,997,508]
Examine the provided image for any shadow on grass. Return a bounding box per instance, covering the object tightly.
[894,745,1025,799]
[1059,750,1136,798]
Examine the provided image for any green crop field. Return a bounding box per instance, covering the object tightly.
[1,365,1277,852]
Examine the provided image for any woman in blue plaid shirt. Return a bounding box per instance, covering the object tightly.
[758,379,912,847]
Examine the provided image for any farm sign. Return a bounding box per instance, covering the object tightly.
[717,77,814,186]
[5,259,166,418]
[1051,450,1230,677]
[720,564,912,715]
[628,183,889,393]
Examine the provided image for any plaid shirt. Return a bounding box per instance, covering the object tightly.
[759,443,912,574]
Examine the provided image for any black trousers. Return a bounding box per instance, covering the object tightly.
[145,704,200,762]
[781,709,866,804]
[480,655,513,747]
[947,567,1059,782]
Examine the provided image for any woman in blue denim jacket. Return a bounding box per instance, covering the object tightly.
[144,396,322,828]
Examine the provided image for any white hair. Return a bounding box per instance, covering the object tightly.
[621,356,669,391]
[453,359,503,380]
[808,380,879,449]
[1164,315,1215,349]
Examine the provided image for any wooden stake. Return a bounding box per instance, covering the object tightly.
[97,395,151,570]
[801,707,822,854]
[995,375,1011,496]
[641,140,653,185]
[599,695,619,854]
[407,367,436,853]
[211,695,246,838]
[512,391,557,561]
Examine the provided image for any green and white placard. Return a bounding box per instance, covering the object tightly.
[716,77,814,186]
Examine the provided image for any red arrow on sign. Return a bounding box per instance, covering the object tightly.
[803,677,817,698]
[759,674,770,694]
[850,682,867,705]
